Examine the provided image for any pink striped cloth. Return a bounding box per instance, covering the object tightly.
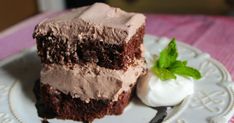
[0,12,234,122]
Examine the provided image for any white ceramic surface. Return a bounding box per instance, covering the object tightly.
[0,35,233,123]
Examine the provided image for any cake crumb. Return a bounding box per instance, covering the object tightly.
[42,118,49,123]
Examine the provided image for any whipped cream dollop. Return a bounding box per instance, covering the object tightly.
[137,72,194,107]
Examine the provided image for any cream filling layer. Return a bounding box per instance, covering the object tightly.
[41,60,145,102]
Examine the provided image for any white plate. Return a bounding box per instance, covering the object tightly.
[0,35,233,123]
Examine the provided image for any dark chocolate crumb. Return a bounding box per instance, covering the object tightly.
[83,121,92,123]
[42,118,49,123]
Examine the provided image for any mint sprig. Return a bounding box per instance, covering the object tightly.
[158,38,178,68]
[151,38,202,81]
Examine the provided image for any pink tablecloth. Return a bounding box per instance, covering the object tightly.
[0,12,234,122]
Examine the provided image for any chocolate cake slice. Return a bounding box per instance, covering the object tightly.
[33,2,146,122]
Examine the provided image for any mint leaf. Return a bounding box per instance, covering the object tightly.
[158,38,178,68]
[170,66,202,80]
[168,60,187,69]
[151,38,202,81]
[151,66,176,80]
[182,61,187,65]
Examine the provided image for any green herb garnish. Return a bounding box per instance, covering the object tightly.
[151,38,202,80]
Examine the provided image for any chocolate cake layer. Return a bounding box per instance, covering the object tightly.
[35,26,144,70]
[34,81,134,122]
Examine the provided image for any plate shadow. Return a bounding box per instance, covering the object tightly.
[2,50,41,103]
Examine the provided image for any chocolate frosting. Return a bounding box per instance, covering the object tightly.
[33,3,146,44]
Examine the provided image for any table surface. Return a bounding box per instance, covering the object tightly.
[0,12,234,122]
